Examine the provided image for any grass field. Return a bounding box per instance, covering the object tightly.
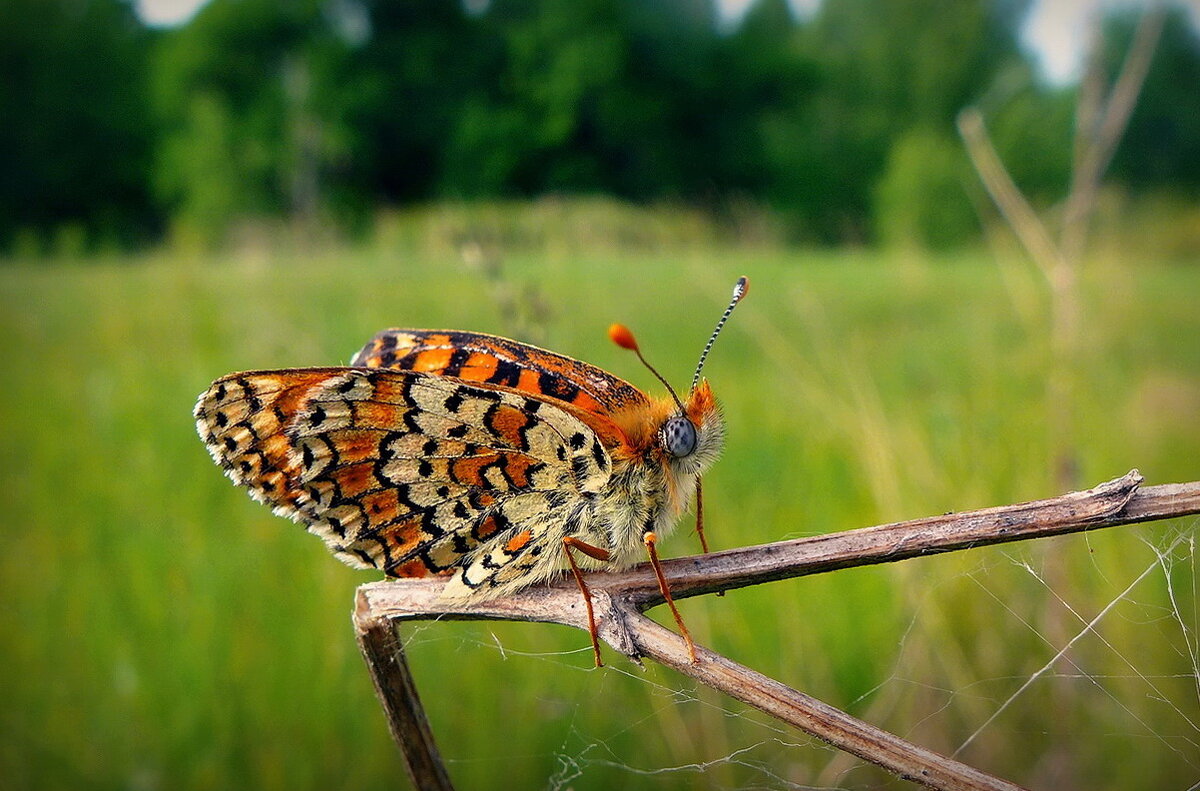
[2,233,1198,790]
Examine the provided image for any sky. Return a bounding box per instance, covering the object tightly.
[134,0,1195,86]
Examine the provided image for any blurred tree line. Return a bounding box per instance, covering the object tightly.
[2,0,1198,252]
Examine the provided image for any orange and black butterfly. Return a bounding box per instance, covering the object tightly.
[194,277,748,664]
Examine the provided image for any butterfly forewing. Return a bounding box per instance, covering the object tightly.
[195,367,613,595]
[352,329,650,416]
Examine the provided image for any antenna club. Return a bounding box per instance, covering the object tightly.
[734,276,749,299]
[608,323,639,351]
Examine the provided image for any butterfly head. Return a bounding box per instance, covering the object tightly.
[653,377,720,477]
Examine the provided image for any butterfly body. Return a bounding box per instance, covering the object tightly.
[593,384,724,566]
[195,329,725,601]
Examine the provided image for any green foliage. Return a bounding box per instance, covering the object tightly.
[718,0,822,231]
[0,0,155,250]
[348,0,487,202]
[874,129,979,250]
[811,0,1028,130]
[439,0,732,201]
[4,0,1200,251]
[786,0,1028,242]
[151,0,375,244]
[440,0,634,195]
[154,92,263,243]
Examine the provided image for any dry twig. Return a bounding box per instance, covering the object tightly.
[354,470,1200,790]
[957,6,1166,491]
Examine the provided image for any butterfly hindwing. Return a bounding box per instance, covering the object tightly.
[195,368,613,596]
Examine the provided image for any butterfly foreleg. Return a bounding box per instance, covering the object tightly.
[562,536,613,668]
[643,530,698,664]
[694,478,726,598]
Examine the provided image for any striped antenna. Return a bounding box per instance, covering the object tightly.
[691,276,749,391]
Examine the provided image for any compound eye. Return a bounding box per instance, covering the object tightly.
[661,416,698,458]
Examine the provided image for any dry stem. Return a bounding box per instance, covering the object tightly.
[354,471,1200,790]
[958,6,1165,491]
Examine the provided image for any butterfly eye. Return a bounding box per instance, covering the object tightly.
[660,416,698,458]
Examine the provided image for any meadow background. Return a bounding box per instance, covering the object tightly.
[3,1,1200,790]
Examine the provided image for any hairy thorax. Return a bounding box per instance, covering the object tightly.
[594,387,727,568]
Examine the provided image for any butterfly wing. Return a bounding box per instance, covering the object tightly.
[351,329,650,417]
[195,368,613,598]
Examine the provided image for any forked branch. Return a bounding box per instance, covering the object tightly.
[957,7,1165,492]
[354,471,1200,790]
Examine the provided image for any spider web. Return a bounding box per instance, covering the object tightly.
[402,518,1200,790]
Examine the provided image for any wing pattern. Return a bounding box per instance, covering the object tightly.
[195,367,614,598]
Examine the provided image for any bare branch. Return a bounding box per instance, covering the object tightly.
[957,109,1063,278]
[611,469,1154,606]
[354,472,1200,790]
[359,470,1195,617]
[354,603,456,791]
[1063,6,1167,263]
[1085,6,1166,195]
[1072,13,1105,175]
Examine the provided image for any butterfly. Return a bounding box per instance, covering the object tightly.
[194,277,748,665]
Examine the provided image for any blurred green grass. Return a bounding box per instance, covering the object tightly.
[1,239,1197,790]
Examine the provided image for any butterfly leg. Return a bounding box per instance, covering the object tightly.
[694,479,710,554]
[562,536,612,668]
[643,532,698,664]
[695,479,725,598]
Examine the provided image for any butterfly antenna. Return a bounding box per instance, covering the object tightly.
[691,276,749,391]
[609,323,685,413]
